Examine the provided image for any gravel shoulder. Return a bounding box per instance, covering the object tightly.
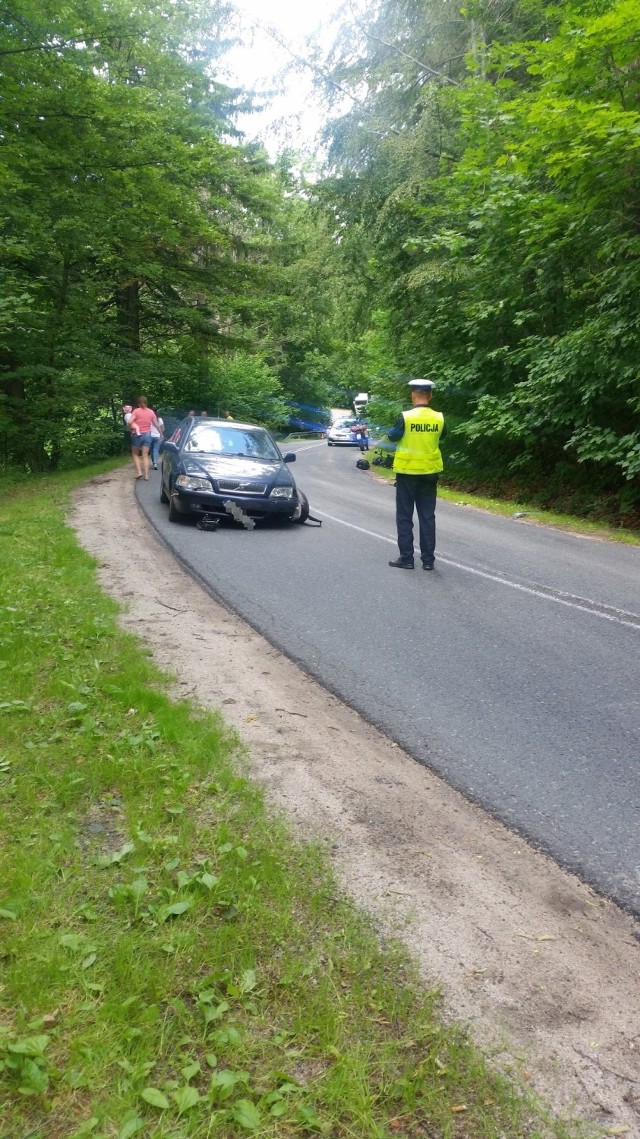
[72,468,640,1136]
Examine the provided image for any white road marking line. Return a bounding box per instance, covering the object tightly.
[313,509,640,631]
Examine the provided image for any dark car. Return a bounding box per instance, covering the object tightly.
[160,417,309,525]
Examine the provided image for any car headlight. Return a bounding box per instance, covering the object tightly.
[270,485,294,499]
[176,475,211,491]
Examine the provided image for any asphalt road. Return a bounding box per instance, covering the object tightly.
[137,444,640,914]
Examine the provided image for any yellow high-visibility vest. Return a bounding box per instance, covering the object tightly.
[392,406,444,474]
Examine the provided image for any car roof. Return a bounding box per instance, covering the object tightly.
[184,417,269,432]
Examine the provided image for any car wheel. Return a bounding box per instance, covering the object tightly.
[292,490,310,524]
[327,440,333,446]
[160,481,169,504]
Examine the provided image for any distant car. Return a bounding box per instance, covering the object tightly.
[327,419,368,447]
[160,418,309,524]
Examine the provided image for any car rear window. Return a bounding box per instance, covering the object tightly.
[184,425,280,461]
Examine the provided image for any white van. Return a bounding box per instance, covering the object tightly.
[330,408,351,424]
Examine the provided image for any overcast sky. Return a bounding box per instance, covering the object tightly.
[220,0,348,158]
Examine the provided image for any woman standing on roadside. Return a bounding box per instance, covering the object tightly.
[128,396,161,480]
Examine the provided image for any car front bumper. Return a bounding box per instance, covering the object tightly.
[171,488,297,519]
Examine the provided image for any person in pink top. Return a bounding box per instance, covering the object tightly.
[128,396,161,480]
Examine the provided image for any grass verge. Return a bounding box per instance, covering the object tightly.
[367,458,640,546]
[1,467,587,1139]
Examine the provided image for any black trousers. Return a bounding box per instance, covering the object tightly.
[395,473,439,563]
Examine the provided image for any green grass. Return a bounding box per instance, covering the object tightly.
[368,459,640,546]
[0,467,589,1139]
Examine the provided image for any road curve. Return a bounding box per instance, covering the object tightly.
[136,445,640,914]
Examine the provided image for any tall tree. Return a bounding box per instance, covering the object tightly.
[303,0,640,514]
[0,0,283,467]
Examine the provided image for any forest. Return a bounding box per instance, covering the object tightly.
[1,0,639,521]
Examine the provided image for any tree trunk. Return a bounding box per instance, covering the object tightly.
[115,280,141,351]
[45,254,72,470]
[48,255,71,367]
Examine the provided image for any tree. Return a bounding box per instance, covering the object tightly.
[302,0,640,515]
[0,0,282,468]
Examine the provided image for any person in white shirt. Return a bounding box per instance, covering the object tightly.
[149,413,164,469]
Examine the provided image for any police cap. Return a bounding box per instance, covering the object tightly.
[408,378,435,391]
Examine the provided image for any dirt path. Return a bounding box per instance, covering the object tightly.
[72,469,640,1136]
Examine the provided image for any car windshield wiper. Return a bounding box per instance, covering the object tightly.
[194,449,275,461]
[226,452,274,461]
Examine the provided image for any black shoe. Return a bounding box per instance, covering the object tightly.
[389,557,414,569]
[422,561,434,571]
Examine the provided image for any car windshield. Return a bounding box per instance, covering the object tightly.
[336,420,360,429]
[184,425,280,461]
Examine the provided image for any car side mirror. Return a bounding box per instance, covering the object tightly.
[283,452,296,463]
[163,441,178,453]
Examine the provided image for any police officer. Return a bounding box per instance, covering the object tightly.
[387,378,444,571]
